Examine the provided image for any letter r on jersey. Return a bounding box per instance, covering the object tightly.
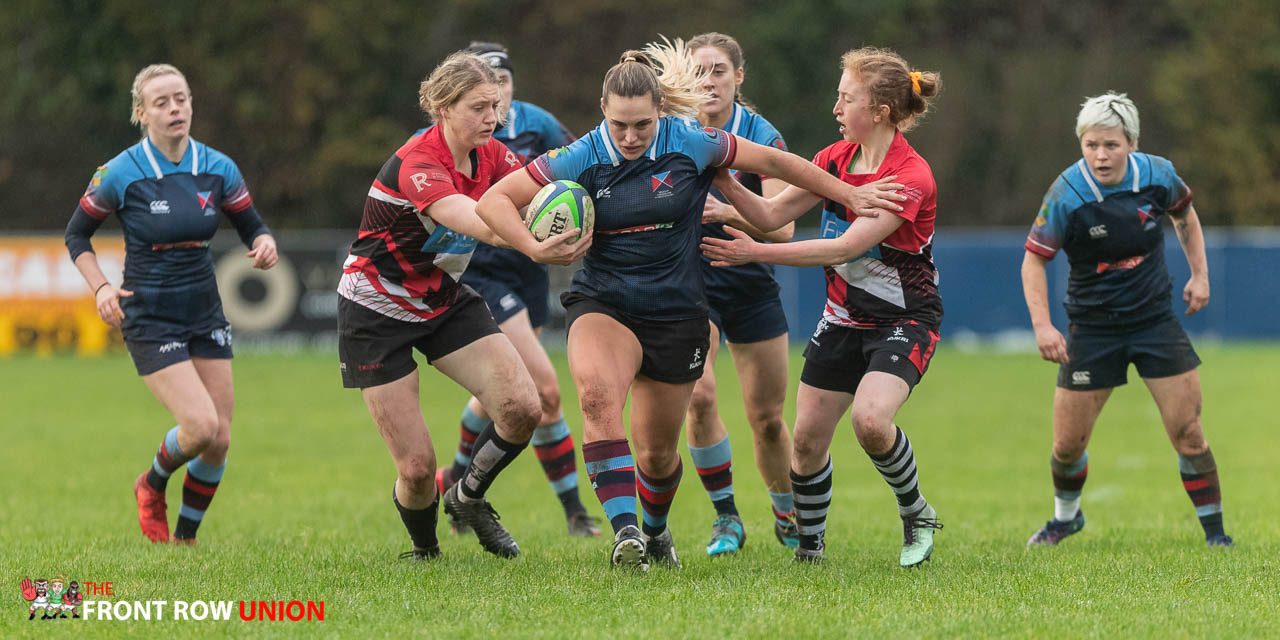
[411,173,431,192]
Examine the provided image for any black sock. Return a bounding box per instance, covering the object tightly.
[459,425,528,502]
[393,485,440,551]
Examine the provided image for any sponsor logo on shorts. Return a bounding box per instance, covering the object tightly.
[887,326,910,343]
[688,347,704,370]
[358,363,385,371]
[1088,224,1108,239]
[149,200,171,214]
[157,340,187,354]
[810,319,829,346]
[596,187,611,200]
[1072,371,1091,385]
[339,362,347,371]
[891,354,900,362]
[499,294,518,311]
[211,327,232,347]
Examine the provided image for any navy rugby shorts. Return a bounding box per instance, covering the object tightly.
[1057,314,1200,390]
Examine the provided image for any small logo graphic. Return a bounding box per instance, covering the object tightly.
[358,363,385,371]
[596,187,611,200]
[340,362,347,371]
[689,347,704,370]
[1088,224,1108,239]
[91,165,108,188]
[158,340,187,354]
[1096,255,1145,274]
[149,200,171,214]
[1072,371,1091,385]
[1034,203,1049,227]
[211,327,232,347]
[499,294,518,311]
[891,354,900,362]
[887,326,910,343]
[1137,204,1154,224]
[809,319,829,346]
[772,138,785,150]
[548,147,566,159]
[410,173,432,192]
[504,149,519,167]
[197,191,216,216]
[650,171,674,193]
[21,575,82,620]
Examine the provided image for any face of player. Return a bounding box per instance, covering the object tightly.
[832,71,887,144]
[440,82,503,150]
[694,46,743,123]
[602,93,662,160]
[136,73,192,143]
[494,69,514,115]
[1079,125,1135,186]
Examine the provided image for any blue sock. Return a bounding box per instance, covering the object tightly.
[690,436,736,516]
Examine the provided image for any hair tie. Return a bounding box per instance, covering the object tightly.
[624,56,638,63]
[909,71,922,94]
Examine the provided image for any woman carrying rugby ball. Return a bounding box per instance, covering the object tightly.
[477,37,902,570]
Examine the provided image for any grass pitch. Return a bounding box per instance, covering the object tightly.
[3,344,1278,638]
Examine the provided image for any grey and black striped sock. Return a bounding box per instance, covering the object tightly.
[868,426,928,517]
[791,458,833,551]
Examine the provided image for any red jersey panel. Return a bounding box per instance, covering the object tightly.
[338,125,522,322]
[812,131,942,328]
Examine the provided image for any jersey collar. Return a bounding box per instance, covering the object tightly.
[726,102,744,137]
[141,136,198,179]
[1075,154,1140,203]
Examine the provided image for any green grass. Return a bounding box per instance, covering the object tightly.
[3,345,1278,638]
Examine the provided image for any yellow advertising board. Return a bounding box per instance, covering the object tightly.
[0,236,125,355]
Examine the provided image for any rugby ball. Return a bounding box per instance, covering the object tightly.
[524,180,594,243]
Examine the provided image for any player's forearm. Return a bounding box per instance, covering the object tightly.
[1172,207,1208,279]
[1021,252,1055,330]
[751,236,865,268]
[722,204,794,243]
[73,251,111,292]
[476,192,537,255]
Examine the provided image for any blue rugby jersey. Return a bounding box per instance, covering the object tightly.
[527,117,736,321]
[467,100,576,279]
[1025,152,1194,326]
[76,137,266,288]
[701,102,788,301]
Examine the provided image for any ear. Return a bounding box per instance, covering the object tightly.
[600,97,607,115]
[733,66,744,87]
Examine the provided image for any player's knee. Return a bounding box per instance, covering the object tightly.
[1170,417,1208,455]
[791,430,824,465]
[578,382,616,425]
[536,383,561,421]
[182,413,220,453]
[1051,444,1086,465]
[495,391,540,438]
[687,384,718,425]
[397,453,436,494]
[850,411,893,452]
[747,410,787,444]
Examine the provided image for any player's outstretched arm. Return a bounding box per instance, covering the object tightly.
[1021,251,1068,363]
[728,137,906,220]
[1170,204,1209,315]
[704,178,796,243]
[702,211,903,268]
[476,170,591,266]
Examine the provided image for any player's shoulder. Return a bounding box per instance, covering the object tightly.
[889,136,936,187]
[481,137,522,172]
[400,126,449,166]
[195,139,241,177]
[737,105,784,145]
[663,116,728,153]
[1131,151,1180,186]
[94,143,149,190]
[814,139,856,168]
[512,99,556,123]
[1045,162,1091,212]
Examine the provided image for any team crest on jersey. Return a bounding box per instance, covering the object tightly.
[548,147,565,159]
[651,171,674,197]
[504,149,519,167]
[196,191,216,215]
[1137,204,1157,229]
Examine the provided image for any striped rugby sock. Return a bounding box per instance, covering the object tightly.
[1051,452,1089,521]
[868,426,928,517]
[173,456,224,540]
[531,417,585,515]
[770,490,796,522]
[690,436,737,516]
[449,406,492,485]
[145,425,193,492]
[583,439,638,534]
[637,459,683,537]
[393,485,439,552]
[1179,450,1225,539]
[791,459,833,550]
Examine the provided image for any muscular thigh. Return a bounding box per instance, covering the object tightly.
[434,333,536,418]
[727,333,789,416]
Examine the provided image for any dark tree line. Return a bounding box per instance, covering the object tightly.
[2,0,1275,230]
